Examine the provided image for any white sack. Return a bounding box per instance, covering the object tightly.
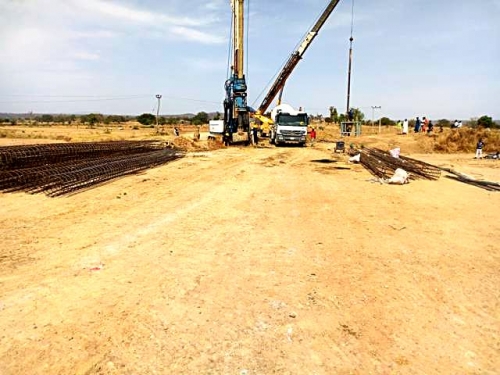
[387,168,410,184]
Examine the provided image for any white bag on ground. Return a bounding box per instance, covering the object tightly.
[387,168,410,184]
[349,154,361,163]
[389,147,401,158]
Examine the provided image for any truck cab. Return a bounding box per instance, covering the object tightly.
[269,104,308,146]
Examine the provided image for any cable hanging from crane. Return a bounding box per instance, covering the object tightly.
[226,9,234,79]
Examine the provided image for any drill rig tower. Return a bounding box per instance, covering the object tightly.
[223,0,251,145]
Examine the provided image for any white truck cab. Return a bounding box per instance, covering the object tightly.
[269,104,308,146]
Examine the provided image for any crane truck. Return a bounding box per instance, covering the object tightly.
[211,0,251,146]
[253,0,342,146]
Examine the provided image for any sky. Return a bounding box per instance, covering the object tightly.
[0,0,499,120]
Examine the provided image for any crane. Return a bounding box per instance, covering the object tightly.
[253,0,342,132]
[222,0,251,145]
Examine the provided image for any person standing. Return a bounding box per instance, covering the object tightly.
[403,118,409,135]
[251,125,259,146]
[422,117,429,133]
[428,120,434,133]
[310,127,317,145]
[396,120,402,133]
[475,138,485,159]
[414,117,421,133]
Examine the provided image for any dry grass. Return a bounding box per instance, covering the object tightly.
[432,128,500,153]
[171,136,225,152]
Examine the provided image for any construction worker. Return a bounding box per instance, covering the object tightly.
[251,125,259,146]
[309,126,317,145]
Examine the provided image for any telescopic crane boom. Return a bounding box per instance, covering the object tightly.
[255,0,342,118]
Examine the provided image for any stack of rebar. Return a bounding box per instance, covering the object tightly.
[0,141,184,196]
[359,147,441,180]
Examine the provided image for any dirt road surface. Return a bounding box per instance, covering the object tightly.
[1,145,499,374]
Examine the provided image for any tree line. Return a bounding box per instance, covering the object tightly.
[322,107,498,129]
[1,110,496,129]
[0,111,222,127]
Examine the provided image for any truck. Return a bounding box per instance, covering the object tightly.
[208,120,224,141]
[269,104,308,146]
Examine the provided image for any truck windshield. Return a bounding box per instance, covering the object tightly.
[277,114,308,126]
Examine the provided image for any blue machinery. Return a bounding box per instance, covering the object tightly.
[223,0,250,145]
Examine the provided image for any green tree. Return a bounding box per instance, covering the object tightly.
[87,113,103,127]
[192,111,209,125]
[329,106,339,123]
[380,117,395,126]
[214,112,221,121]
[41,114,54,123]
[352,108,365,122]
[136,113,156,126]
[477,115,493,128]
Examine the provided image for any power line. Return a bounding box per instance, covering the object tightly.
[0,94,220,105]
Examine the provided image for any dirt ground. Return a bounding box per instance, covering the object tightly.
[0,133,499,374]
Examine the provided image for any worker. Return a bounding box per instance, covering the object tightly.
[310,127,317,145]
[475,138,485,159]
[251,125,258,146]
[402,119,409,135]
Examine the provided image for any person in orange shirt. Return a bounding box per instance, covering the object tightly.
[422,117,429,133]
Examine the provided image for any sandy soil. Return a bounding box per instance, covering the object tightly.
[0,140,499,374]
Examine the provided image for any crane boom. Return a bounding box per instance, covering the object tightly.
[256,0,342,115]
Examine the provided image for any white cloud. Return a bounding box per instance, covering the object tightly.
[171,26,225,44]
[70,0,213,27]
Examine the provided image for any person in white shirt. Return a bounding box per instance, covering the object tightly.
[402,119,409,135]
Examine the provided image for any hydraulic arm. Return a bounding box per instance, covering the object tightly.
[256,0,342,117]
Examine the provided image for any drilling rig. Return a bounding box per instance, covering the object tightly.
[221,0,251,145]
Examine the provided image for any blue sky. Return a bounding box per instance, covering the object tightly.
[0,0,499,120]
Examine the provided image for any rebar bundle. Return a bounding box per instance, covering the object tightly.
[0,140,165,170]
[359,148,441,180]
[0,141,184,196]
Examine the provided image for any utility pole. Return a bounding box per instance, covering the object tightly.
[346,35,353,115]
[155,94,162,134]
[371,105,381,134]
[346,0,355,115]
